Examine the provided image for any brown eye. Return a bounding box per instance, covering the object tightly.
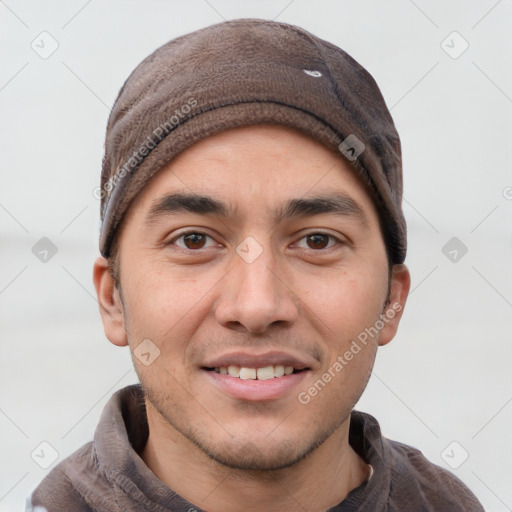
[306,234,330,249]
[171,231,220,252]
[183,233,207,249]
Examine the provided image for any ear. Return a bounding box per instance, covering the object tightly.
[93,256,128,347]
[378,264,411,347]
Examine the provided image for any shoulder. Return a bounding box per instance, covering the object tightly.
[27,442,116,512]
[385,438,484,511]
[348,412,484,511]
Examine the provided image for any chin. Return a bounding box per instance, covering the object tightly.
[142,378,350,473]
[179,411,341,472]
[195,436,321,472]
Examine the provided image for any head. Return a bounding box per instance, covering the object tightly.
[93,20,410,471]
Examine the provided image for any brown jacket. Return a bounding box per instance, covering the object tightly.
[28,385,484,511]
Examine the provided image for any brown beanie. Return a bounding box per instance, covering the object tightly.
[99,18,406,263]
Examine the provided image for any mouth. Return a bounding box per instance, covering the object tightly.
[201,352,313,401]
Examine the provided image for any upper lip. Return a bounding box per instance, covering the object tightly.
[202,351,314,370]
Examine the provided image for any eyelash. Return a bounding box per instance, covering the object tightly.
[169,231,343,251]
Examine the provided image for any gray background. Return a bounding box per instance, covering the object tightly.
[1,0,511,510]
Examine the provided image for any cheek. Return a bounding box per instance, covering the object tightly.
[297,267,388,343]
[121,259,221,351]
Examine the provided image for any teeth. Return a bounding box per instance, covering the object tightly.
[239,367,257,380]
[215,364,301,379]
[256,366,275,380]
[274,365,285,377]
[228,365,240,377]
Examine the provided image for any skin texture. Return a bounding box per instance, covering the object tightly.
[94,125,410,512]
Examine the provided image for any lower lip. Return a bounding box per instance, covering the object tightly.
[203,370,309,402]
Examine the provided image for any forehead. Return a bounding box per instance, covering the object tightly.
[126,124,380,224]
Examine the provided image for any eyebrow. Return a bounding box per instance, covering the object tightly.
[145,192,367,226]
[146,193,235,225]
[274,195,368,225]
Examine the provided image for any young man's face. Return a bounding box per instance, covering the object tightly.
[96,124,409,471]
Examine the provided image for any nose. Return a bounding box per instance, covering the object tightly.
[213,247,299,334]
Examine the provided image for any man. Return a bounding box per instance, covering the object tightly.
[28,19,484,511]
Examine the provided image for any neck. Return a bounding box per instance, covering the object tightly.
[141,401,370,512]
